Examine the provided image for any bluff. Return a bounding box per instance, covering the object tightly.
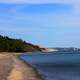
[0,35,41,52]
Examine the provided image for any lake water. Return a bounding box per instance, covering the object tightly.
[20,52,80,80]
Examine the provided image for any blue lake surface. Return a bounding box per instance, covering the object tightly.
[20,52,80,80]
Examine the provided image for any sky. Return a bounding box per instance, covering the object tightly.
[0,0,80,47]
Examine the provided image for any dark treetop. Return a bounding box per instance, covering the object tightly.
[0,35,41,52]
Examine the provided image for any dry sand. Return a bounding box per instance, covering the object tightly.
[0,53,43,80]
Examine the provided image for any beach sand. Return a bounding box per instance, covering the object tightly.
[0,53,43,80]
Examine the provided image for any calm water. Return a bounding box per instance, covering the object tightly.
[20,52,80,80]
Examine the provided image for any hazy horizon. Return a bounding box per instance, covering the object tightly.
[0,0,80,47]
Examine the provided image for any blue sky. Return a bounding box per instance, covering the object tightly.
[0,0,80,47]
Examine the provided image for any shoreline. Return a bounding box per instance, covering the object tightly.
[18,56,44,80]
[0,53,44,80]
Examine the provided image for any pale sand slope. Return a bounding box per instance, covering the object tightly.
[0,54,43,80]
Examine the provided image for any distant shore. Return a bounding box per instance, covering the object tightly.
[0,53,43,80]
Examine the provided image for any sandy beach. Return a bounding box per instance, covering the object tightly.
[0,53,43,80]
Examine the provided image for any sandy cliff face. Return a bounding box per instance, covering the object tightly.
[41,48,58,52]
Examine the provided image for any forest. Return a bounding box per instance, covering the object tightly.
[0,35,41,52]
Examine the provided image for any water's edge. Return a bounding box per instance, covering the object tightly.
[19,57,45,80]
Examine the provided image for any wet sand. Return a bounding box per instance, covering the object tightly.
[0,53,43,80]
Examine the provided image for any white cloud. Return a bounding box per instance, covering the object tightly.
[0,0,80,13]
[0,0,80,14]
[0,0,79,4]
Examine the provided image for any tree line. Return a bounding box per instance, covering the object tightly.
[0,35,41,52]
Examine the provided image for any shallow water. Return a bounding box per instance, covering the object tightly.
[20,52,80,80]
